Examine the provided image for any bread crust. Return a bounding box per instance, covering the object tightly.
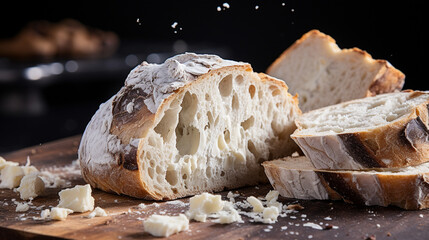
[263,158,429,210]
[79,63,301,200]
[292,91,429,169]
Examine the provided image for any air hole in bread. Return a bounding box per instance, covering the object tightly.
[149,159,155,168]
[205,93,210,101]
[233,151,245,164]
[176,126,200,156]
[207,111,214,128]
[218,134,227,150]
[178,92,198,125]
[219,74,233,97]
[175,91,200,156]
[249,85,256,99]
[258,90,263,99]
[220,171,225,177]
[156,166,163,174]
[232,93,239,110]
[206,166,212,178]
[148,167,154,179]
[166,169,178,186]
[156,175,163,184]
[241,116,255,130]
[182,174,187,180]
[247,140,259,158]
[224,129,231,144]
[235,75,244,85]
[154,106,180,142]
[270,85,281,96]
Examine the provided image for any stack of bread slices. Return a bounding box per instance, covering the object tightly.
[263,30,429,210]
[78,29,428,210]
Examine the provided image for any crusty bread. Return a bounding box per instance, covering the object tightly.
[263,156,429,210]
[78,53,301,200]
[267,29,405,112]
[291,91,429,169]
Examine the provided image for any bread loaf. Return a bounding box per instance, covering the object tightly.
[292,91,429,169]
[78,53,301,200]
[267,30,405,112]
[263,156,429,210]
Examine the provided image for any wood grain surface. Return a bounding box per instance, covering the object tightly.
[1,135,428,240]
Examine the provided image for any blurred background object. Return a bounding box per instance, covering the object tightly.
[0,0,426,153]
[0,19,119,60]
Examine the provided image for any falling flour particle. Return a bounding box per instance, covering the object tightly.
[222,3,230,9]
[171,22,178,29]
[217,6,221,11]
[255,5,259,10]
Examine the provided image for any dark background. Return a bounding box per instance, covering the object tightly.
[0,0,426,154]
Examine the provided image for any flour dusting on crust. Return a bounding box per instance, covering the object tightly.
[125,52,244,113]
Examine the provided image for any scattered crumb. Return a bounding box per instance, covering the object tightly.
[387,232,391,237]
[303,222,323,230]
[365,235,376,240]
[324,224,333,230]
[376,224,381,228]
[324,216,332,221]
[287,204,304,210]
[419,214,424,218]
[15,202,30,212]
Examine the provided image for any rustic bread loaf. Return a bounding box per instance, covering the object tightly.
[78,53,301,200]
[263,156,429,210]
[267,30,405,112]
[291,91,429,169]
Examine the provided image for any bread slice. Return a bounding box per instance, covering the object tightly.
[266,29,405,112]
[291,91,429,169]
[263,156,429,210]
[78,53,301,200]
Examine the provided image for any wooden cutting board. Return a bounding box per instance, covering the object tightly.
[0,135,428,240]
